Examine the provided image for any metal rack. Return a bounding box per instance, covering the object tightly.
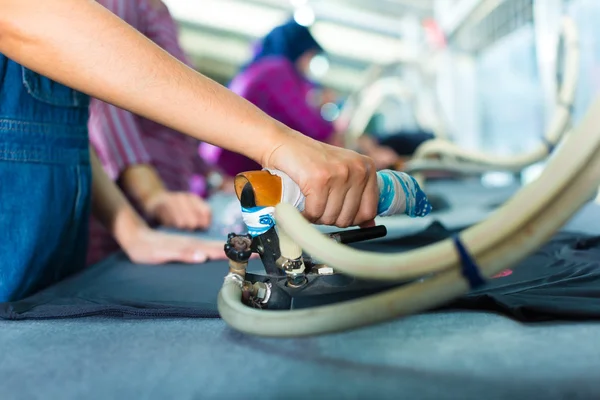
[451,0,535,53]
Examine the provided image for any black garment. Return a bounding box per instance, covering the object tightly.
[451,232,600,321]
[2,225,600,322]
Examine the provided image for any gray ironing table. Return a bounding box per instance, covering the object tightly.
[2,180,600,400]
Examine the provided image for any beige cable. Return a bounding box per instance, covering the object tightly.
[405,16,579,175]
[217,92,600,337]
[340,59,448,150]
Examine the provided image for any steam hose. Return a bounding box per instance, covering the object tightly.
[404,16,579,175]
[218,93,600,337]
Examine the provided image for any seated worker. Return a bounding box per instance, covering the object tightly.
[199,19,402,176]
[87,0,232,265]
[0,0,389,301]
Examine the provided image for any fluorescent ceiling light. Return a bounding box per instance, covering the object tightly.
[311,22,418,64]
[163,0,288,37]
[178,28,251,65]
[290,0,308,6]
[294,5,315,26]
[309,55,330,77]
[165,0,419,66]
[321,64,365,92]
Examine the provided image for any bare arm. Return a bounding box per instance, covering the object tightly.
[0,0,286,165]
[119,164,212,230]
[0,0,381,227]
[119,164,167,213]
[90,147,226,263]
[90,146,148,250]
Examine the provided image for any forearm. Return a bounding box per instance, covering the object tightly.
[0,0,287,165]
[119,164,167,213]
[90,146,147,248]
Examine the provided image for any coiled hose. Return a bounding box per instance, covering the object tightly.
[218,92,600,337]
[404,16,579,176]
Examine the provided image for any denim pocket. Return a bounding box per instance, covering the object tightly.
[21,67,89,108]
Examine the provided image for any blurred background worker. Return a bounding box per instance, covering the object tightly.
[199,19,407,177]
[87,0,232,265]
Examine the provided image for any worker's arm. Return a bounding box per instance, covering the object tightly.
[90,147,224,263]
[0,0,379,227]
[120,164,212,230]
[0,0,280,165]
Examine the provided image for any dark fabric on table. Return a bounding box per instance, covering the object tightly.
[0,222,454,320]
[3,221,600,322]
[453,232,600,321]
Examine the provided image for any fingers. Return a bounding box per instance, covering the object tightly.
[359,219,376,228]
[131,232,227,265]
[319,159,367,228]
[303,153,377,228]
[354,159,379,226]
[182,239,228,263]
[301,169,331,223]
[173,195,201,230]
[264,135,381,229]
[189,195,212,229]
[154,192,213,231]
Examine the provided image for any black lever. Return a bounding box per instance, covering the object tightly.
[327,225,387,244]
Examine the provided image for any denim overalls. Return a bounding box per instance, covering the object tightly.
[0,55,91,302]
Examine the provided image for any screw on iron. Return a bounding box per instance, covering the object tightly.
[224,233,253,262]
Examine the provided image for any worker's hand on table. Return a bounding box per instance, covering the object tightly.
[262,129,379,228]
[123,228,227,264]
[144,191,212,231]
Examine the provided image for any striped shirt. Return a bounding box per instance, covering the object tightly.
[87,0,209,265]
[199,57,335,177]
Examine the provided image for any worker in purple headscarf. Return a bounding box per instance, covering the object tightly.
[200,19,410,177]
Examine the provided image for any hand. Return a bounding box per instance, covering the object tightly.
[123,227,227,264]
[367,145,401,170]
[144,191,212,231]
[262,129,379,228]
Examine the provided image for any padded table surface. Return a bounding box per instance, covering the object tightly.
[2,180,600,400]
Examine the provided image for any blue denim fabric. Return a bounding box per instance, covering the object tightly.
[0,56,91,301]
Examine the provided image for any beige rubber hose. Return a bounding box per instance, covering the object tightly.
[217,93,600,337]
[405,15,579,175]
[340,60,448,150]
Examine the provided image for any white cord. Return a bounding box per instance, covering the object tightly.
[404,16,579,176]
[218,94,600,337]
[217,16,583,337]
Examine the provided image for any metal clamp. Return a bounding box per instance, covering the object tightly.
[224,273,245,288]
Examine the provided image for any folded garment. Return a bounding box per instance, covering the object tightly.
[453,232,600,321]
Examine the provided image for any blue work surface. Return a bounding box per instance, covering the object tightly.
[2,181,600,400]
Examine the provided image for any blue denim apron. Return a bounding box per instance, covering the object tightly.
[0,55,91,302]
